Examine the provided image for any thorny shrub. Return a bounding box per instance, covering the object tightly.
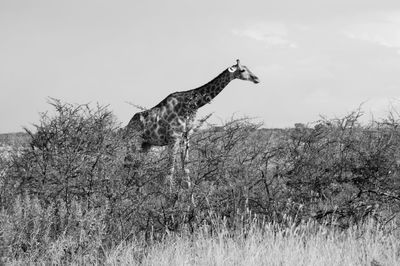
[1,100,400,263]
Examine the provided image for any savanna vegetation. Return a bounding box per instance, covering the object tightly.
[1,99,400,265]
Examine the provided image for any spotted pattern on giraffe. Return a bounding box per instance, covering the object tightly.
[125,59,259,183]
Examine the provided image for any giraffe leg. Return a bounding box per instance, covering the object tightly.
[123,139,138,168]
[182,117,196,179]
[180,136,191,188]
[124,135,141,162]
[167,138,180,188]
[124,134,152,171]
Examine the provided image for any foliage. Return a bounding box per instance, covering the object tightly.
[1,99,400,263]
[279,110,400,226]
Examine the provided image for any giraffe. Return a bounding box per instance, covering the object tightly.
[125,59,259,186]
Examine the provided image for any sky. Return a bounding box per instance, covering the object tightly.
[1,0,400,132]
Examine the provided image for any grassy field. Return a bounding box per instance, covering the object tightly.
[104,220,399,266]
[7,219,397,265]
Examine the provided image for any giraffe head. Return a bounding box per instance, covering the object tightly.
[228,59,260,84]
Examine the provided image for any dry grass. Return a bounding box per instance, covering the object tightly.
[7,219,397,265]
[105,220,399,266]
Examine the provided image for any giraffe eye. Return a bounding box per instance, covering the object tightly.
[240,69,246,73]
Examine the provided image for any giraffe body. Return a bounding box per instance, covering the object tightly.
[125,60,259,185]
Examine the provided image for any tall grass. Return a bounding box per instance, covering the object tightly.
[6,213,398,265]
[105,219,399,266]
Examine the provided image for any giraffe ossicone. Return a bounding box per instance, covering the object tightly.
[125,59,259,187]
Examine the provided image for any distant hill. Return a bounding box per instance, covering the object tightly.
[0,132,29,147]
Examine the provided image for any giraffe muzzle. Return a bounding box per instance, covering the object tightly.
[252,75,260,84]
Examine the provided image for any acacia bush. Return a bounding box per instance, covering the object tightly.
[1,100,400,263]
[278,111,400,227]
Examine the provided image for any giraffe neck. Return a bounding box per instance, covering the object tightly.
[190,68,234,109]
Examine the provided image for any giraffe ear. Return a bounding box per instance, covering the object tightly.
[228,67,236,73]
[236,59,243,70]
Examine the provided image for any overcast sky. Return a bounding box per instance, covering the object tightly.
[1,0,400,132]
